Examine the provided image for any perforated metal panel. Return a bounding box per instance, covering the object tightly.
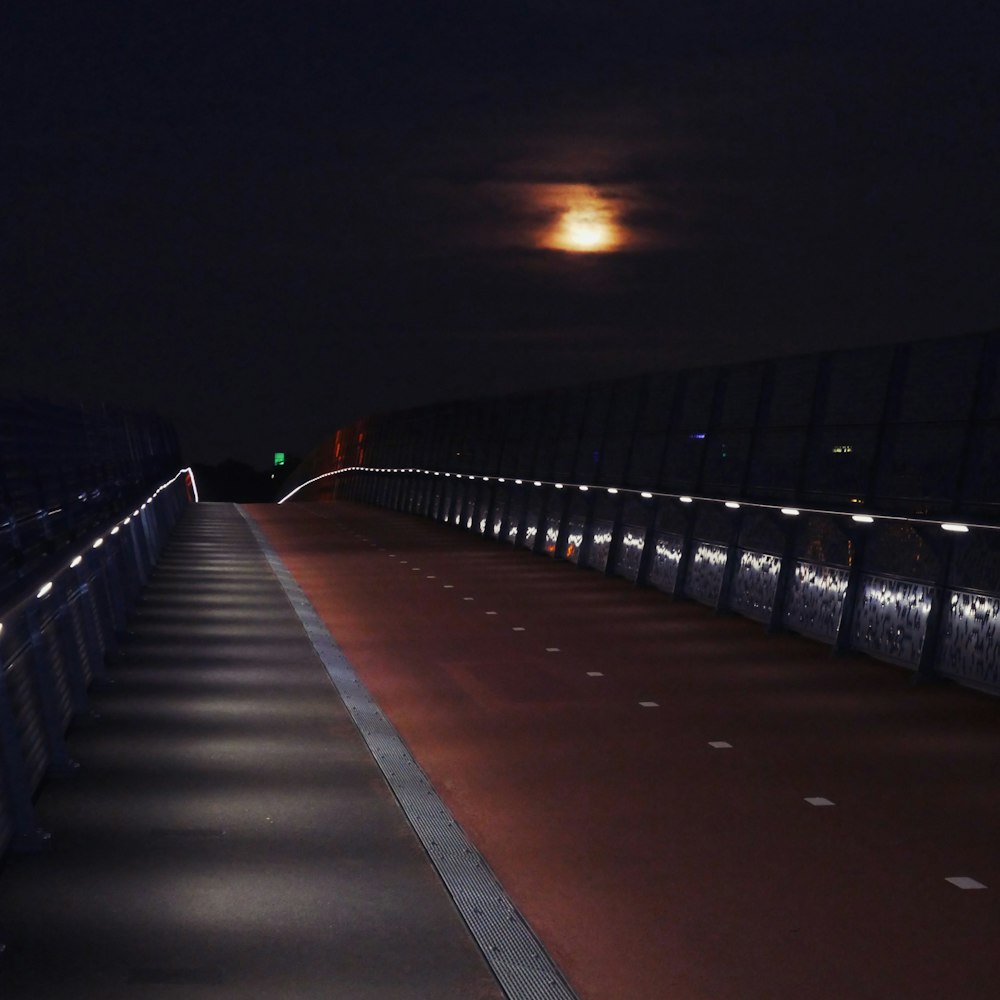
[647,531,683,593]
[506,498,523,544]
[850,575,931,668]
[614,525,646,582]
[491,494,508,539]
[939,591,1000,691]
[522,506,540,550]
[463,493,478,531]
[686,542,728,607]
[585,519,614,572]
[564,517,585,564]
[729,550,781,623]
[784,561,849,642]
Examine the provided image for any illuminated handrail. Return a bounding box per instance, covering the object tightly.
[278,465,985,535]
[0,468,199,624]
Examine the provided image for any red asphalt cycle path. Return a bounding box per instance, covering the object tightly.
[248,501,1000,1000]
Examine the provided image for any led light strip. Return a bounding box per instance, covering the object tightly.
[277,466,989,535]
[2,468,201,627]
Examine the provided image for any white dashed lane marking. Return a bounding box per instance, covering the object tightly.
[805,797,835,807]
[708,741,733,749]
[639,701,659,708]
[463,597,475,601]
[485,611,498,615]
[443,585,454,589]
[946,877,987,890]
[512,627,526,632]
[545,647,560,653]
[586,671,603,677]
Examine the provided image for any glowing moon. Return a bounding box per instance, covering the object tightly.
[539,186,623,253]
[559,208,615,251]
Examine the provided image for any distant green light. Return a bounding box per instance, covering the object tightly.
[274,452,286,467]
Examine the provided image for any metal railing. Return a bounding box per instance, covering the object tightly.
[286,465,1000,697]
[0,468,198,860]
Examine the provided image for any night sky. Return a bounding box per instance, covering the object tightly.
[4,2,998,467]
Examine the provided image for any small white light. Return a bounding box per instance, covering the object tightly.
[123,517,131,525]
[852,514,874,524]
[444,473,451,477]
[942,523,969,533]
[607,487,618,495]
[111,526,120,535]
[640,491,653,499]
[434,472,440,476]
[141,504,147,510]
[146,497,153,504]
[555,483,564,489]
[781,508,800,516]
[515,479,523,485]
[725,501,741,509]
[679,496,693,504]
[70,556,83,568]
[498,478,506,483]
[93,538,104,548]
[579,485,589,492]
[37,582,54,599]
[534,481,542,487]
[482,476,489,482]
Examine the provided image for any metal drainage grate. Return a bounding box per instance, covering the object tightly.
[239,507,578,1000]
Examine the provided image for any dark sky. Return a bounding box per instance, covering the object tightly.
[4,1,998,467]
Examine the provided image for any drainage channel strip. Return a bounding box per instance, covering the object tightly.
[238,507,578,1000]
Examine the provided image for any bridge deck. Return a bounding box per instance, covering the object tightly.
[4,498,1000,999]
[247,500,1000,1000]
[0,503,501,1000]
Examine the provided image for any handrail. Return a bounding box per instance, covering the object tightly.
[277,465,992,536]
[1,468,199,627]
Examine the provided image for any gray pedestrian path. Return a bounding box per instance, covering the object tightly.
[0,503,502,1000]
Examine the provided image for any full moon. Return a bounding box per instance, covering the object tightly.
[540,187,623,253]
[559,208,614,251]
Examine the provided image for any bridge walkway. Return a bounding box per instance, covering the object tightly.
[0,502,502,1000]
[248,499,1000,1000]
